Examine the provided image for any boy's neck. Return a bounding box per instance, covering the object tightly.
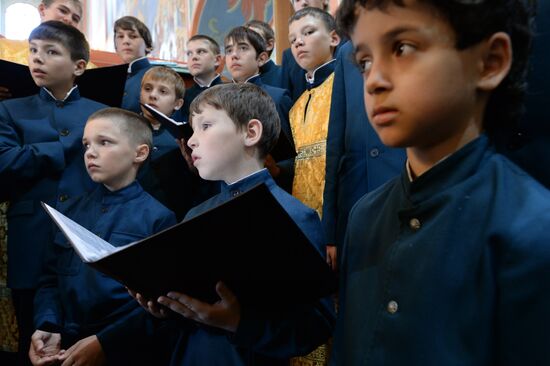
[45,83,77,101]
[223,159,264,185]
[103,170,139,192]
[407,122,481,179]
[233,72,260,84]
[194,72,218,87]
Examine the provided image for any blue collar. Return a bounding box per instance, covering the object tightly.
[305,59,335,89]
[99,180,144,205]
[402,135,490,204]
[128,57,151,75]
[260,59,276,73]
[220,169,275,199]
[244,74,263,86]
[39,86,80,104]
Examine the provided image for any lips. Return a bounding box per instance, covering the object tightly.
[296,50,308,59]
[371,106,399,126]
[31,68,47,77]
[191,155,200,165]
[87,163,100,171]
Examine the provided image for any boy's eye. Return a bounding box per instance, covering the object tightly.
[355,57,372,75]
[394,42,416,57]
[47,49,59,55]
[198,49,206,55]
[83,143,89,150]
[201,123,211,131]
[101,139,111,146]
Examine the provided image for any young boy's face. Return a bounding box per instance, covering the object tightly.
[225,38,264,83]
[28,39,85,95]
[38,0,82,27]
[351,1,483,149]
[83,117,145,191]
[186,39,220,78]
[115,26,147,63]
[140,77,183,118]
[187,105,248,183]
[289,15,338,73]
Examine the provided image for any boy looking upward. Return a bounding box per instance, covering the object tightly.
[31,108,176,366]
[0,20,106,365]
[133,83,334,365]
[177,35,223,122]
[114,16,154,113]
[332,1,550,365]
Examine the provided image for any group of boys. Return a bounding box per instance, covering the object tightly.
[1,0,550,365]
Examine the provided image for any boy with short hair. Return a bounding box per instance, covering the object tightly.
[176,34,223,122]
[114,16,154,113]
[139,66,210,219]
[332,1,550,365]
[243,20,282,88]
[31,108,176,366]
[281,0,330,101]
[0,20,106,364]
[134,83,334,365]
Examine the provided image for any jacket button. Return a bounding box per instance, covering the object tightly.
[369,148,380,158]
[409,218,421,231]
[387,300,398,314]
[231,190,241,197]
[59,194,69,202]
[60,129,70,136]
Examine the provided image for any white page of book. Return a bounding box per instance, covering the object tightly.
[43,203,131,262]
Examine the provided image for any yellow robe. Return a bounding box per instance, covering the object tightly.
[290,73,335,219]
[289,72,335,366]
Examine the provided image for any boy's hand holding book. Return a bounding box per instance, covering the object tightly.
[157,281,241,333]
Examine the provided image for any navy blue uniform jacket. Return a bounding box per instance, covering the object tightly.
[170,169,335,365]
[331,136,550,365]
[323,41,405,248]
[34,181,176,362]
[259,59,283,89]
[0,87,105,289]
[121,57,154,113]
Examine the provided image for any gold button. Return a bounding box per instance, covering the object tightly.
[59,194,69,202]
[387,300,398,314]
[60,129,69,137]
[409,218,421,231]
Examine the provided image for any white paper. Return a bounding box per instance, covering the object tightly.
[42,203,132,262]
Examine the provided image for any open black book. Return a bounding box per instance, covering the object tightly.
[42,183,336,307]
[0,59,127,107]
[141,103,193,140]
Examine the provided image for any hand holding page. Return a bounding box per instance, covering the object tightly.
[42,184,337,308]
[141,103,193,140]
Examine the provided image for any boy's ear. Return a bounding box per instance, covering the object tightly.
[37,3,47,20]
[214,54,223,69]
[134,144,150,164]
[73,59,87,77]
[266,38,275,53]
[243,119,263,148]
[477,32,512,92]
[329,30,341,49]
[174,98,184,111]
[257,51,269,67]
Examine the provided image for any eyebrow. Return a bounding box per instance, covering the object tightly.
[353,25,419,55]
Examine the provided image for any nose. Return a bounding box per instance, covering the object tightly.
[148,89,158,100]
[187,133,197,150]
[293,36,305,48]
[365,61,392,95]
[85,144,97,159]
[30,50,44,65]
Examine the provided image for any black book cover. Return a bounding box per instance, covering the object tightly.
[43,183,336,307]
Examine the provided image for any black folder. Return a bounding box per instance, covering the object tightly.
[43,183,336,307]
[0,59,127,107]
[141,103,193,140]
